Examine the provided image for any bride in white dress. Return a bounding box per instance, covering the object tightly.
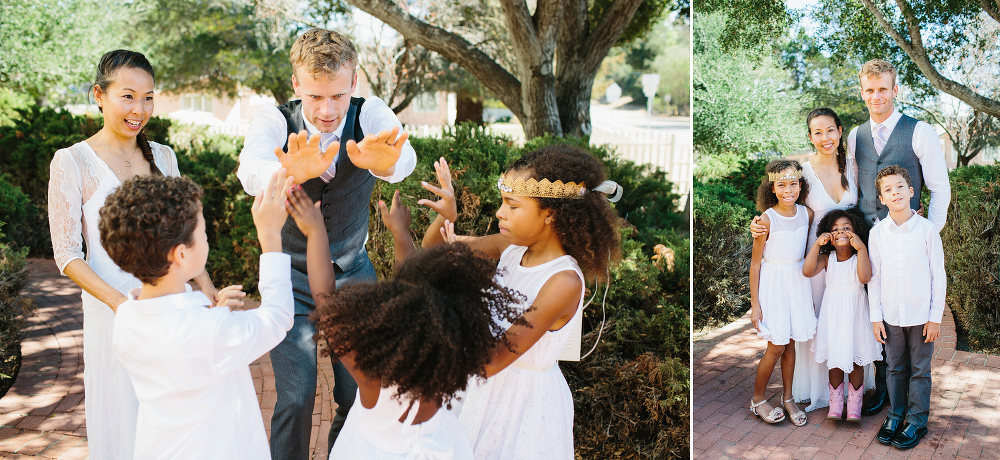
[47,50,218,459]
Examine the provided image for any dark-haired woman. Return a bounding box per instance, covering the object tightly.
[47,50,219,459]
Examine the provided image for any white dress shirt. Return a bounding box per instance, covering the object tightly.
[867,211,946,327]
[112,253,294,460]
[237,96,417,195]
[847,108,951,231]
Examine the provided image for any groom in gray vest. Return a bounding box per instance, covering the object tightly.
[237,29,416,459]
[848,59,950,417]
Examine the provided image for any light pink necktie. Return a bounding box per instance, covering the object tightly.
[874,124,888,155]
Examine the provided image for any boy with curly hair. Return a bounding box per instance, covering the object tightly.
[102,171,295,459]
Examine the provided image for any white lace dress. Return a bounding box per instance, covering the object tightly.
[757,205,816,346]
[792,160,874,411]
[48,140,180,459]
[330,386,473,459]
[459,245,585,460]
[812,254,882,372]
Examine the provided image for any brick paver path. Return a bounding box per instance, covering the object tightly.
[0,259,338,459]
[694,304,1000,459]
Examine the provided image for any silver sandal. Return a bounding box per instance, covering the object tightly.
[750,397,785,424]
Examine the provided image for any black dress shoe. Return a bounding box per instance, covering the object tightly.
[891,423,928,450]
[876,418,903,445]
[862,390,888,416]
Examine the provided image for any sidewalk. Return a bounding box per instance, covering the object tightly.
[693,305,1000,459]
[0,259,338,459]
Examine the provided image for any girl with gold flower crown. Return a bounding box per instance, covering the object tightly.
[748,159,817,427]
[417,144,623,459]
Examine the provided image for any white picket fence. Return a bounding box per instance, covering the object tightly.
[403,124,692,206]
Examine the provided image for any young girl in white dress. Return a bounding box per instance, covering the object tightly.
[749,159,816,427]
[289,188,523,460]
[803,208,881,422]
[418,145,622,459]
[47,50,220,459]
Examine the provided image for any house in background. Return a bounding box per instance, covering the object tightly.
[152,77,455,136]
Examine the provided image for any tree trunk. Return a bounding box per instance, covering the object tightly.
[455,89,484,125]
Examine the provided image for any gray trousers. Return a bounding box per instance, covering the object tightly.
[269,257,376,460]
[884,322,934,428]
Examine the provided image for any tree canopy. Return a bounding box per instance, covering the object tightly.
[693,12,806,158]
[327,0,675,138]
[814,0,1000,118]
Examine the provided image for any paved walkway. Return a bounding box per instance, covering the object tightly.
[693,304,1000,459]
[0,259,338,459]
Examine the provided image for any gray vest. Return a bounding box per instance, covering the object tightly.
[277,98,373,311]
[856,114,922,226]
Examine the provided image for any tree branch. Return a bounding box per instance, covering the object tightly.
[981,0,1000,24]
[344,0,524,118]
[860,0,1000,118]
[580,0,644,72]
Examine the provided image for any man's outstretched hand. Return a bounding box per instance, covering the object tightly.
[274,130,338,184]
[346,126,408,176]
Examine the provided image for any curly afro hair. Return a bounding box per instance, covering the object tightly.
[311,243,526,408]
[755,158,810,212]
[507,144,621,281]
[99,175,203,285]
[815,208,869,255]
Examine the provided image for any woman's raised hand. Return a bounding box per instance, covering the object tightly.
[417,157,458,223]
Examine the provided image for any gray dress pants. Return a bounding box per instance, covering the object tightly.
[884,322,934,428]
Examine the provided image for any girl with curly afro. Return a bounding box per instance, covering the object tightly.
[284,187,524,459]
[418,144,623,459]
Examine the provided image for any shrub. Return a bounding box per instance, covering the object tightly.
[692,178,754,330]
[0,235,34,397]
[0,176,32,248]
[940,165,1000,353]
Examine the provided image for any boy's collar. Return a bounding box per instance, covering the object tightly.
[885,208,918,230]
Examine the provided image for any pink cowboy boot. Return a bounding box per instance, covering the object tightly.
[846,383,864,422]
[827,382,844,420]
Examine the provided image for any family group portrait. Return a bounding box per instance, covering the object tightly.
[0,0,689,458]
[693,0,1000,459]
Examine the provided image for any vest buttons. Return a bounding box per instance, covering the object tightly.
[324,217,329,222]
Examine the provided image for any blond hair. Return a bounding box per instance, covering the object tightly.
[290,28,358,78]
[858,59,897,85]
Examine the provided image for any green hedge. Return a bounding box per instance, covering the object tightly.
[940,165,1000,353]
[692,158,761,330]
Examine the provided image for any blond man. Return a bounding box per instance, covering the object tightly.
[237,28,416,460]
[847,59,950,418]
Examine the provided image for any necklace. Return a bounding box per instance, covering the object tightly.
[98,131,137,169]
[811,155,837,178]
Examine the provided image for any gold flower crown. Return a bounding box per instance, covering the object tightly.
[497,172,587,199]
[767,170,803,181]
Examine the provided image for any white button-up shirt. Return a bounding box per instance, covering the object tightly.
[112,253,294,460]
[847,108,952,231]
[868,211,946,327]
[237,96,417,195]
